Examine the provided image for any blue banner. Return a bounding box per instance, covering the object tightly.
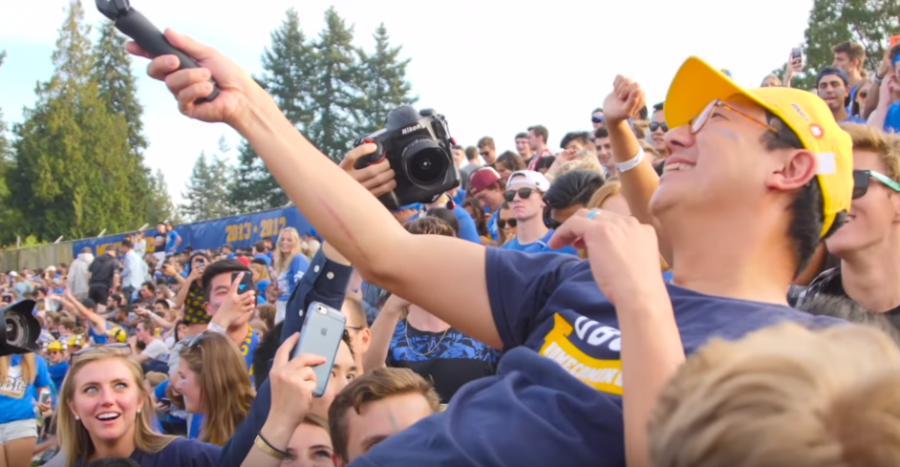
[72,207,312,256]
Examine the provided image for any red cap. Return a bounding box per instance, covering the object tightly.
[469,167,501,194]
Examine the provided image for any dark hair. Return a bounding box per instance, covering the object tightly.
[452,144,464,151]
[543,170,606,209]
[141,281,155,293]
[798,294,900,344]
[637,105,649,120]
[594,127,609,139]
[121,239,133,248]
[527,125,549,144]
[250,258,268,267]
[464,146,479,161]
[653,102,664,113]
[154,298,170,310]
[201,259,251,297]
[560,131,591,149]
[425,208,460,237]
[761,111,827,276]
[253,241,266,253]
[462,198,488,237]
[404,217,456,238]
[496,151,526,172]
[831,41,866,66]
[477,136,495,149]
[536,155,556,170]
[515,132,528,140]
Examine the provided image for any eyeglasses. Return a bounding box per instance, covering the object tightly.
[72,343,132,358]
[591,115,605,123]
[187,331,210,349]
[497,218,518,229]
[690,99,778,135]
[649,122,669,133]
[852,169,900,199]
[504,188,537,202]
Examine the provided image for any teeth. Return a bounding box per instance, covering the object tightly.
[664,162,694,173]
[97,413,119,420]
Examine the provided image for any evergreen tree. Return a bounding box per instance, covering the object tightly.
[181,145,236,221]
[776,0,900,90]
[230,8,311,211]
[145,168,180,225]
[7,0,139,241]
[357,24,417,134]
[308,7,365,162]
[92,21,156,226]
[0,50,18,244]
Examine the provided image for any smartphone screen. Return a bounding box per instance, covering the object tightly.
[791,47,802,60]
[293,301,347,397]
[231,271,255,295]
[39,389,51,405]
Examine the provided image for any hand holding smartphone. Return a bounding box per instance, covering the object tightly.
[292,302,347,397]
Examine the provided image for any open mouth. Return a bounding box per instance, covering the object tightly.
[96,412,121,423]
[663,162,695,173]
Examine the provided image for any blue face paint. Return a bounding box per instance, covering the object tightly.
[892,52,900,68]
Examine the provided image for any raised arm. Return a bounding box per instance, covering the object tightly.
[129,30,500,349]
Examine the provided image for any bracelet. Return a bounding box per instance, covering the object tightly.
[206,322,227,334]
[614,147,645,173]
[255,433,292,461]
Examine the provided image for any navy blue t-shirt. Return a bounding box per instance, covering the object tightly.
[351,248,843,467]
[71,437,220,467]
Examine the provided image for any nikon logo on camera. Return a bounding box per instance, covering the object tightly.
[401,123,426,135]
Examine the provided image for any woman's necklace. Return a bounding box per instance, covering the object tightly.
[404,318,450,357]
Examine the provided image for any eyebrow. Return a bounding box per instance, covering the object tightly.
[213,285,230,293]
[361,435,389,452]
[80,378,127,389]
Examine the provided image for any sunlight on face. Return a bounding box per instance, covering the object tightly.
[344,393,434,462]
[69,359,144,444]
[176,366,203,414]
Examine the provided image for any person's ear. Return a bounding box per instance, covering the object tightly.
[766,149,817,192]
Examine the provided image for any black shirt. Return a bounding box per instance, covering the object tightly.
[88,254,117,288]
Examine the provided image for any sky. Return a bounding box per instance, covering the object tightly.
[0,0,815,205]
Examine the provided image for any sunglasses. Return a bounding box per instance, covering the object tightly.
[504,188,537,202]
[72,343,132,358]
[649,122,669,133]
[690,99,777,135]
[497,218,518,229]
[591,115,605,123]
[852,169,900,199]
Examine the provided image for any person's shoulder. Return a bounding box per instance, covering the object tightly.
[155,437,221,464]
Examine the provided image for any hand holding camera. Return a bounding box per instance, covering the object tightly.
[340,144,397,198]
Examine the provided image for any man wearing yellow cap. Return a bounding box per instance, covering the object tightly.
[137,32,852,467]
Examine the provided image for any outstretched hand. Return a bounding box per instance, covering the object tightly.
[126,29,261,126]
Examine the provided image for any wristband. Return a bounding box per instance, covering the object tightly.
[255,433,292,461]
[206,322,227,334]
[614,147,645,173]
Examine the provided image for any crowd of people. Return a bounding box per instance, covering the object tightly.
[2,31,900,466]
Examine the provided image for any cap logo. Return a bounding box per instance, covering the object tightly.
[792,104,811,122]
[810,124,824,138]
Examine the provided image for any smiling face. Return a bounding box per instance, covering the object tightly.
[826,149,900,255]
[176,365,203,414]
[817,74,847,113]
[68,358,144,444]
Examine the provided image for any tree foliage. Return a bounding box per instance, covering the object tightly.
[181,138,236,221]
[0,50,16,244]
[781,0,900,90]
[357,24,418,133]
[7,0,143,241]
[146,168,180,225]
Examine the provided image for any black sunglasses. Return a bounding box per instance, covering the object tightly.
[591,115,605,123]
[497,218,518,229]
[650,122,669,132]
[504,188,536,202]
[853,169,900,199]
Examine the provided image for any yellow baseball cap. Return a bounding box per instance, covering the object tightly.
[46,340,65,352]
[664,56,853,238]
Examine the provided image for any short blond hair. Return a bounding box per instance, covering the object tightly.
[840,123,900,182]
[649,322,900,467]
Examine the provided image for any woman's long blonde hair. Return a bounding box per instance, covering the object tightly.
[273,227,303,276]
[58,348,174,467]
[0,353,36,384]
[250,262,270,282]
[179,332,255,446]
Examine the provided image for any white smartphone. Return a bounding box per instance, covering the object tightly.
[292,302,347,397]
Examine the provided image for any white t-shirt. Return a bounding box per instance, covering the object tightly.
[141,339,170,362]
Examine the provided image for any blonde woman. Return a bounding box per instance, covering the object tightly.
[53,346,219,466]
[249,261,271,306]
[175,332,255,446]
[0,353,51,467]
[272,227,310,324]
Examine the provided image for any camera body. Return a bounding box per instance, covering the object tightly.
[1,300,41,357]
[354,105,460,210]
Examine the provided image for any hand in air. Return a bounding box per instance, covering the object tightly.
[550,209,665,305]
[214,272,256,327]
[268,333,326,429]
[340,144,397,197]
[126,29,259,125]
[603,76,647,125]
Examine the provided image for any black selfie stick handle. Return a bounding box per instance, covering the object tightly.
[114,9,220,103]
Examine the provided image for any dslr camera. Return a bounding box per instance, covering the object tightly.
[0,300,41,357]
[354,105,460,210]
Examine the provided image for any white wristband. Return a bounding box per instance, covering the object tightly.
[206,322,227,335]
[614,147,645,173]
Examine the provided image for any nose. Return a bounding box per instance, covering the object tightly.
[665,125,694,154]
[99,388,115,406]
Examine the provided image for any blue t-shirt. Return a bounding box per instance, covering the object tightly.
[488,210,499,240]
[501,229,578,255]
[88,321,112,345]
[0,354,52,424]
[166,231,181,254]
[883,102,900,133]
[350,249,843,467]
[451,205,482,244]
[276,255,310,302]
[47,361,69,392]
[71,437,220,467]
[256,279,271,305]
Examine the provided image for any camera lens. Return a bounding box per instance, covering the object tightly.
[403,139,449,186]
[6,315,24,346]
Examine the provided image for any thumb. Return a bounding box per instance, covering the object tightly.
[164,29,216,61]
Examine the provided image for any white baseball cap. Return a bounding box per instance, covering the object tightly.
[8,271,17,277]
[507,170,551,192]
